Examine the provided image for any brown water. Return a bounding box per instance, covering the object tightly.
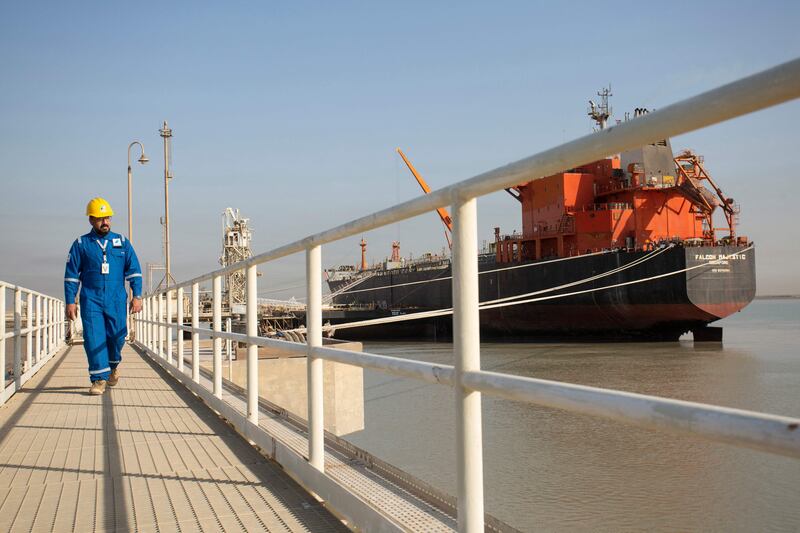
[350,299,800,532]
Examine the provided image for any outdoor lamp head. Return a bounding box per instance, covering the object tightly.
[138,154,149,165]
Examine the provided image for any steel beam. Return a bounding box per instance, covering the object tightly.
[191,283,200,383]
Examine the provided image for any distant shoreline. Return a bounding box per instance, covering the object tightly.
[755,294,800,300]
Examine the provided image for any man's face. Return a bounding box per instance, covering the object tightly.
[90,216,112,235]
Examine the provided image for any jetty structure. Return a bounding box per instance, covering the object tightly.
[2,58,800,531]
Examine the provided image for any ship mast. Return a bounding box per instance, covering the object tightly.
[588,87,613,130]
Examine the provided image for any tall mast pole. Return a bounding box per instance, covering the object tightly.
[160,121,173,288]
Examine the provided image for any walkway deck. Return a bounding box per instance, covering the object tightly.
[0,344,348,532]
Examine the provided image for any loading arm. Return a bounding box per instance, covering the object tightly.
[396,148,453,248]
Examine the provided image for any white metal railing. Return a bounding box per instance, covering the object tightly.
[134,58,800,532]
[0,281,67,405]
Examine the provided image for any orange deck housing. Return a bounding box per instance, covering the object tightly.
[495,147,735,263]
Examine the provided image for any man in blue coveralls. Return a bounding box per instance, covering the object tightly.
[65,197,143,395]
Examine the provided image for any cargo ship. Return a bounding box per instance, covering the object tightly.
[323,91,755,341]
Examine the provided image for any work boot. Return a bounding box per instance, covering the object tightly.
[108,368,120,387]
[89,380,107,395]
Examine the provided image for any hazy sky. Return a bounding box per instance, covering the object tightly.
[1,0,799,299]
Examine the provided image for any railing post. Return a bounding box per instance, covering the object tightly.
[246,265,258,424]
[49,298,54,355]
[144,296,149,349]
[166,289,174,365]
[53,300,57,351]
[157,292,164,358]
[34,295,41,363]
[451,195,485,533]
[141,297,146,349]
[53,300,58,351]
[306,245,324,471]
[147,296,153,350]
[13,288,21,388]
[191,282,200,383]
[25,292,32,372]
[44,298,50,355]
[139,299,143,344]
[226,317,232,381]
[42,298,49,358]
[177,287,184,372]
[145,297,149,350]
[0,285,5,403]
[133,297,139,343]
[212,275,222,398]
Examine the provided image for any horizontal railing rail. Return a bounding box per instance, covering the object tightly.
[134,57,800,533]
[0,281,67,405]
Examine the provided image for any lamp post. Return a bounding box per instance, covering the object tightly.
[159,121,174,288]
[127,141,149,242]
[127,141,148,341]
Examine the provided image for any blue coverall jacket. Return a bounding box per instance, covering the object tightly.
[64,229,142,382]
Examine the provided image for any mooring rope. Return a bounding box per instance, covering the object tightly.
[319,245,751,332]
[327,248,613,298]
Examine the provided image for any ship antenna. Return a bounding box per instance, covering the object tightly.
[588,86,612,130]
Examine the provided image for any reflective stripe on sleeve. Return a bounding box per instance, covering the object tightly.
[64,278,81,283]
[125,273,142,280]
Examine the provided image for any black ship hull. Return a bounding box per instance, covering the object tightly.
[324,245,755,342]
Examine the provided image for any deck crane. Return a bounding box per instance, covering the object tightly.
[396,148,453,249]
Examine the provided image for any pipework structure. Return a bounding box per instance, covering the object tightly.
[220,208,253,310]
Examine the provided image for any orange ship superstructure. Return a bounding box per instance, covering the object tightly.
[496,104,744,264]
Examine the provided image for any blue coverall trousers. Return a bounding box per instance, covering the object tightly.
[81,293,127,382]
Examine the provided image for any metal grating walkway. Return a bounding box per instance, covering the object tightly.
[0,344,349,532]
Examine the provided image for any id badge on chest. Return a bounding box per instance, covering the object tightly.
[98,240,110,274]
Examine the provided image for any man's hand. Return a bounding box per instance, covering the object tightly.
[130,297,143,314]
[66,303,78,321]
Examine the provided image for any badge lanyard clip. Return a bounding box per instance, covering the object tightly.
[98,240,109,275]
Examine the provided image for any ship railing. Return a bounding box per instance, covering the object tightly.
[594,180,639,195]
[0,281,67,405]
[572,202,634,212]
[134,58,800,532]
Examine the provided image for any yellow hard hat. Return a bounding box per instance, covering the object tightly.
[86,197,114,217]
